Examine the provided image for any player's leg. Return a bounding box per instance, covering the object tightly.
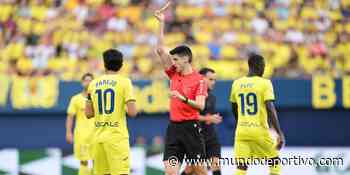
[268,157,281,175]
[181,165,194,175]
[192,165,207,175]
[235,156,248,175]
[254,138,281,175]
[104,139,130,175]
[206,131,221,175]
[182,121,207,175]
[79,160,89,175]
[164,160,181,175]
[74,142,91,175]
[163,123,184,175]
[93,143,110,175]
[267,141,281,175]
[235,166,248,175]
[210,157,221,175]
[79,144,93,175]
[234,140,251,175]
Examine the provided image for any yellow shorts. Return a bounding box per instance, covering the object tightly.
[93,139,130,175]
[234,138,279,160]
[74,141,92,161]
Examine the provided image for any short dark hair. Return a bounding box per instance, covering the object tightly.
[81,73,93,80]
[169,45,193,63]
[248,53,265,70]
[248,53,265,76]
[199,67,215,76]
[103,49,123,71]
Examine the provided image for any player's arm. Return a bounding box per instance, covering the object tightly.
[264,80,285,150]
[85,93,94,119]
[125,79,137,117]
[65,114,74,144]
[266,101,285,150]
[229,82,238,123]
[66,97,76,144]
[126,100,137,117]
[154,1,173,70]
[231,102,238,128]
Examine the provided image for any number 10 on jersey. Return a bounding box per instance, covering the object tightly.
[95,88,115,115]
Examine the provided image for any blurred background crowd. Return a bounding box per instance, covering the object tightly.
[1,0,350,80]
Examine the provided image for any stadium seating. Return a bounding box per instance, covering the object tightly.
[0,0,349,80]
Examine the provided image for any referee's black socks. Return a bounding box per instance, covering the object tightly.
[213,170,221,175]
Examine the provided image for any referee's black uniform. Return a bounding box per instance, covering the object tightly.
[200,91,221,159]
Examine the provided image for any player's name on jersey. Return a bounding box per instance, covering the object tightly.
[94,79,117,88]
[95,121,119,128]
[240,83,254,89]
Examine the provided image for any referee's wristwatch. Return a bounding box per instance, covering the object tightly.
[182,96,189,103]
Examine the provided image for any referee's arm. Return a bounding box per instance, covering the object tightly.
[154,8,173,70]
[171,91,206,111]
[184,78,207,111]
[198,114,222,124]
[191,95,206,111]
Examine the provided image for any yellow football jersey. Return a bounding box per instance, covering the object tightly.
[229,76,275,140]
[67,93,95,143]
[87,74,135,143]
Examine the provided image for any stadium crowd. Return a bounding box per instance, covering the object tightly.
[0,0,350,80]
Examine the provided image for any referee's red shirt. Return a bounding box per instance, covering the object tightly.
[165,65,208,122]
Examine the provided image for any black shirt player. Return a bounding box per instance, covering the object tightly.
[182,67,222,175]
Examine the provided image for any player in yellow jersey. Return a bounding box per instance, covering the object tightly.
[66,73,94,175]
[229,54,285,175]
[85,49,137,175]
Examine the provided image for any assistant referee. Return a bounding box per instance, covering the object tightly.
[154,2,208,175]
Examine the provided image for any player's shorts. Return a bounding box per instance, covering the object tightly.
[74,140,92,161]
[201,123,221,158]
[93,139,130,175]
[163,120,206,163]
[234,137,279,163]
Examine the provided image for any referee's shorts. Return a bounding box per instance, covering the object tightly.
[163,120,206,163]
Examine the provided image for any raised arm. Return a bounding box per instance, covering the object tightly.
[266,101,285,150]
[154,1,173,69]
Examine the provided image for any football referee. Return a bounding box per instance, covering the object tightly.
[182,68,222,175]
[154,2,208,175]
